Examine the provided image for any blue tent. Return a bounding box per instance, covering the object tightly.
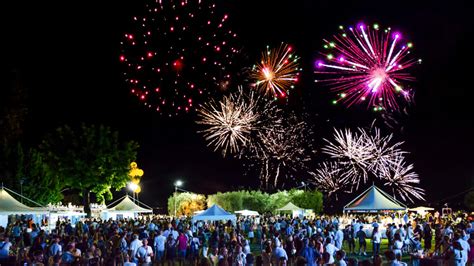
[192,204,236,223]
[343,185,407,212]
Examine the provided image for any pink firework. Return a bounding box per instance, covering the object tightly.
[315,23,421,110]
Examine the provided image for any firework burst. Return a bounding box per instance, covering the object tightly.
[252,43,301,98]
[322,128,373,186]
[322,127,404,189]
[196,87,260,157]
[379,156,425,202]
[315,23,421,110]
[247,112,315,189]
[120,0,240,116]
[310,161,349,199]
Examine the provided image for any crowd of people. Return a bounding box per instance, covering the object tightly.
[0,211,473,265]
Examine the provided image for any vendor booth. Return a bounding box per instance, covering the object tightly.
[192,204,236,223]
[102,195,152,220]
[0,186,48,228]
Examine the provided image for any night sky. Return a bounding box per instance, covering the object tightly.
[2,0,473,210]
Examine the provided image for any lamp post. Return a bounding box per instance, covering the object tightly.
[20,178,25,203]
[127,182,139,202]
[174,180,183,217]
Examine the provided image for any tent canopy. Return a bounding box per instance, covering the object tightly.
[344,185,407,212]
[105,195,152,213]
[276,202,303,211]
[0,187,48,214]
[192,204,236,223]
[235,209,259,216]
[408,206,434,212]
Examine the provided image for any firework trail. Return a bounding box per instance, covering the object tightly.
[246,112,316,189]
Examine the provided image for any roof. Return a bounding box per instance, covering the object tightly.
[192,204,236,222]
[408,206,434,212]
[235,209,260,216]
[105,195,152,213]
[0,188,48,214]
[344,185,407,212]
[276,202,303,211]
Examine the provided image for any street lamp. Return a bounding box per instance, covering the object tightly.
[301,181,307,192]
[20,178,26,203]
[174,180,183,217]
[128,182,139,202]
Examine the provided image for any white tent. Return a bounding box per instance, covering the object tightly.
[192,204,236,223]
[235,209,260,216]
[276,202,304,218]
[0,187,48,227]
[408,206,434,215]
[102,195,152,220]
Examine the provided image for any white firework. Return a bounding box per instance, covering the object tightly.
[310,161,349,199]
[322,128,372,187]
[379,156,425,203]
[196,87,260,157]
[242,111,315,189]
[323,127,405,189]
[363,127,406,175]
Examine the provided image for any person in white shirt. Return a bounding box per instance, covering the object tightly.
[454,233,470,265]
[136,238,153,265]
[392,233,404,257]
[129,234,142,263]
[154,230,166,262]
[334,226,344,250]
[243,239,251,255]
[324,237,339,264]
[372,226,381,257]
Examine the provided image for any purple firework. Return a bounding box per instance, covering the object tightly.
[315,23,421,111]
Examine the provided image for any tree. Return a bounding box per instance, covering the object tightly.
[464,191,474,211]
[290,189,324,213]
[0,69,28,186]
[242,190,271,213]
[39,124,139,216]
[20,148,63,205]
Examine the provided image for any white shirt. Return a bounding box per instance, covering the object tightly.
[334,230,344,249]
[137,245,153,263]
[130,239,142,258]
[325,243,339,264]
[457,239,470,263]
[154,235,166,251]
[372,231,381,243]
